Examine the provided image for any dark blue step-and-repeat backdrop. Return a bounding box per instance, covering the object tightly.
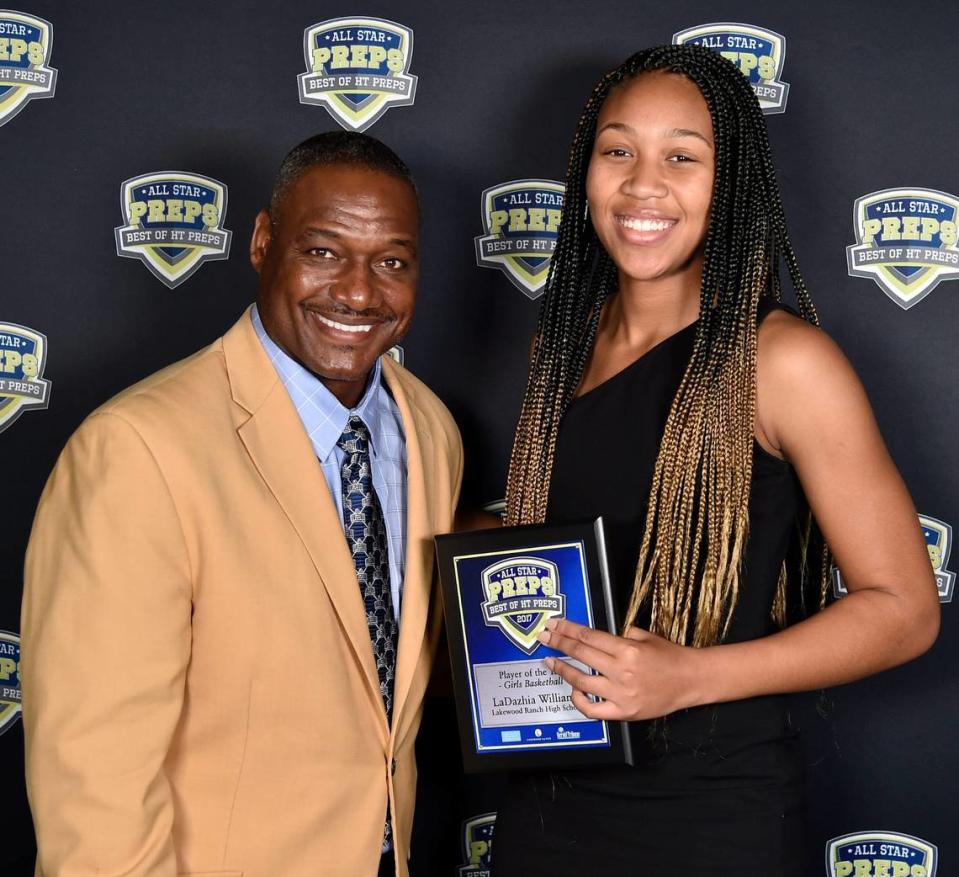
[2,2,957,874]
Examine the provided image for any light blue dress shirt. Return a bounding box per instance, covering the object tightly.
[251,306,408,618]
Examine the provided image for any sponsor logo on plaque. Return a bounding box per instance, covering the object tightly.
[0,631,21,736]
[297,16,417,131]
[0,321,50,433]
[458,812,495,877]
[846,188,959,309]
[480,557,565,654]
[475,180,565,299]
[0,9,56,127]
[673,22,788,113]
[833,514,955,604]
[114,172,232,289]
[826,830,937,876]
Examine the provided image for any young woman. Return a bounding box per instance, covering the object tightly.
[492,44,939,876]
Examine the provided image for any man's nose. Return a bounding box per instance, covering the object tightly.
[330,261,379,310]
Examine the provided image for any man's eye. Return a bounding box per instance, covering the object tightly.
[381,257,405,269]
[307,247,336,258]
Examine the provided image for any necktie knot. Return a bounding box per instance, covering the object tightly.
[337,415,371,455]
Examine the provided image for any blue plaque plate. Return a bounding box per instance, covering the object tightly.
[435,518,633,772]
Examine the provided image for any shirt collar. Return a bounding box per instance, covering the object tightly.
[251,305,385,461]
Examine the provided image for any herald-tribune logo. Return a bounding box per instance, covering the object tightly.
[0,321,50,433]
[458,812,495,877]
[0,631,21,737]
[673,22,789,113]
[833,514,955,604]
[475,180,565,299]
[298,17,417,132]
[114,172,232,289]
[480,557,565,654]
[0,10,56,127]
[846,188,959,309]
[826,830,937,876]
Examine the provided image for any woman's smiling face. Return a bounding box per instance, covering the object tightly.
[586,71,715,288]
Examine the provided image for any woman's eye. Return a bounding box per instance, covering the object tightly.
[668,154,695,163]
[603,147,631,158]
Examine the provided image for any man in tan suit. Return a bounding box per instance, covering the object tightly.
[22,132,462,877]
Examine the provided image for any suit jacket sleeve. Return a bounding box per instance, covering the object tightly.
[22,411,192,876]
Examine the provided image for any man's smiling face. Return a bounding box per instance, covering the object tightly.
[251,163,419,408]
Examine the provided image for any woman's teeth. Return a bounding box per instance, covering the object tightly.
[619,217,675,231]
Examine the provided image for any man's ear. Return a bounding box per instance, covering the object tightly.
[250,209,273,275]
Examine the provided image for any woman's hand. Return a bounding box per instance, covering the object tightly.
[538,618,704,721]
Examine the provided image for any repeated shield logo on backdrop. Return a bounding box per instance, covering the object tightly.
[847,188,959,309]
[0,321,50,434]
[474,180,565,299]
[826,831,937,877]
[673,22,789,113]
[114,172,232,288]
[0,630,21,736]
[298,17,417,131]
[0,9,57,127]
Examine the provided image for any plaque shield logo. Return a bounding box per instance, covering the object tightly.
[114,172,232,289]
[480,557,565,654]
[846,188,959,309]
[0,9,57,127]
[298,17,417,132]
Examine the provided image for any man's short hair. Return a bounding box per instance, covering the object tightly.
[269,131,418,218]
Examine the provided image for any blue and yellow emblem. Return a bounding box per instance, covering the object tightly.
[0,9,56,127]
[0,321,50,433]
[0,631,21,737]
[114,172,232,289]
[481,557,565,654]
[846,188,959,309]
[458,812,495,877]
[475,180,565,299]
[298,17,417,132]
[673,22,789,114]
[833,513,955,604]
[922,515,955,603]
[826,830,937,876]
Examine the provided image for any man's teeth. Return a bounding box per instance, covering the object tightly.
[619,217,674,231]
[316,314,374,333]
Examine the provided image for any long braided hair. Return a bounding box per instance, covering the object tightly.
[504,43,828,647]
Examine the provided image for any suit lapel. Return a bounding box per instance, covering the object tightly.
[381,357,436,736]
[223,310,388,743]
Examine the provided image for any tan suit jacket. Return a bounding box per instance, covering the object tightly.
[22,308,463,877]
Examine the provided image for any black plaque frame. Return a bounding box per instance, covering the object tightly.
[435,518,633,773]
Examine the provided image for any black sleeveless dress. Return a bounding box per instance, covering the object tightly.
[492,301,808,877]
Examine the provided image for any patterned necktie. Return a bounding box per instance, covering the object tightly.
[337,415,398,717]
[337,416,397,855]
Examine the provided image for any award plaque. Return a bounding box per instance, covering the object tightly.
[435,518,633,773]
